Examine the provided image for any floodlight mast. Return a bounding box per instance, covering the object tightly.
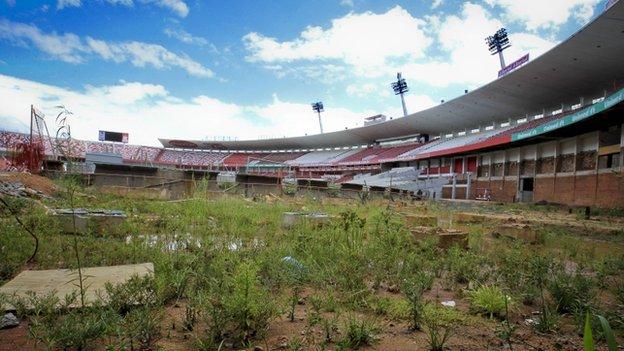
[391,72,409,116]
[486,28,511,70]
[311,101,324,134]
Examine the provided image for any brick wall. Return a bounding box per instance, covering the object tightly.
[536,157,555,174]
[492,163,504,177]
[473,179,517,202]
[521,160,535,176]
[595,172,624,207]
[534,177,556,202]
[558,154,575,172]
[506,161,519,176]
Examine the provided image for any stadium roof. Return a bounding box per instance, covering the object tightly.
[160,1,624,151]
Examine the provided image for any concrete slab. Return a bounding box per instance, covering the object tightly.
[403,214,438,227]
[53,208,127,235]
[0,263,153,310]
[410,226,439,241]
[454,212,489,224]
[491,223,540,243]
[438,230,469,250]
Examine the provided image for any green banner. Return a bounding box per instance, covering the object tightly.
[511,87,624,142]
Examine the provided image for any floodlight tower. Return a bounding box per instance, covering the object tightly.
[391,72,409,117]
[486,28,511,69]
[311,101,324,134]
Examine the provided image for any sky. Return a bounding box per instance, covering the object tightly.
[0,0,609,146]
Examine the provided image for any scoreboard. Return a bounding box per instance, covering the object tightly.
[98,130,129,143]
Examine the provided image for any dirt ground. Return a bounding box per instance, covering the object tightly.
[0,172,57,196]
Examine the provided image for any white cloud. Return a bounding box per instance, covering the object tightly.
[55,0,188,17]
[0,19,213,77]
[143,0,189,17]
[57,0,81,9]
[340,0,354,7]
[163,27,214,50]
[244,6,432,78]
[398,3,556,87]
[243,3,558,88]
[484,0,601,30]
[431,0,443,9]
[346,83,377,97]
[0,74,368,146]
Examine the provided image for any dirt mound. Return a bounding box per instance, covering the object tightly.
[0,172,57,196]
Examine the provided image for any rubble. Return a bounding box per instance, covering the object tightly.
[0,312,19,329]
[0,181,50,199]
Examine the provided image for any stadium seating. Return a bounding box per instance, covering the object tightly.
[222,153,268,167]
[0,105,591,173]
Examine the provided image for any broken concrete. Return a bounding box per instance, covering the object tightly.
[454,212,488,224]
[0,181,50,199]
[0,312,19,329]
[0,263,154,310]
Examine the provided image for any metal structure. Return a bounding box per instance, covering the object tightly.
[486,28,511,69]
[11,106,53,173]
[391,72,409,116]
[311,101,324,134]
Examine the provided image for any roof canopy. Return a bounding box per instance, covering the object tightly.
[160,1,624,151]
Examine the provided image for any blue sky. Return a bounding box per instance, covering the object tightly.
[0,0,608,146]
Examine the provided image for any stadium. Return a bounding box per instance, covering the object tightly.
[1,1,624,350]
[2,1,623,207]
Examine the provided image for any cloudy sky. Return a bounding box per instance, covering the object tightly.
[0,0,607,146]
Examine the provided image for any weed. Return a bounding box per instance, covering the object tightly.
[337,315,379,350]
[200,261,276,348]
[549,270,595,314]
[402,272,430,330]
[468,285,512,319]
[421,304,464,351]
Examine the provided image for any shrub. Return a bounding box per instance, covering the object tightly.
[421,304,464,351]
[468,285,512,319]
[104,274,159,315]
[200,261,277,348]
[120,306,162,350]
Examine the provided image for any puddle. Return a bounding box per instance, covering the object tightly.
[125,234,264,252]
[126,233,201,251]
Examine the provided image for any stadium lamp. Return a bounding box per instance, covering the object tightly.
[391,72,409,116]
[485,28,511,69]
[311,101,324,134]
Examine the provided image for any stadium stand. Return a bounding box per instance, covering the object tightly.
[222,153,268,167]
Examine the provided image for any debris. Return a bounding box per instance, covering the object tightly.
[0,172,56,196]
[0,181,50,199]
[0,312,19,329]
[441,300,456,308]
[524,318,536,326]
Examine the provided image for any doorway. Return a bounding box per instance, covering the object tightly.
[520,177,534,202]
